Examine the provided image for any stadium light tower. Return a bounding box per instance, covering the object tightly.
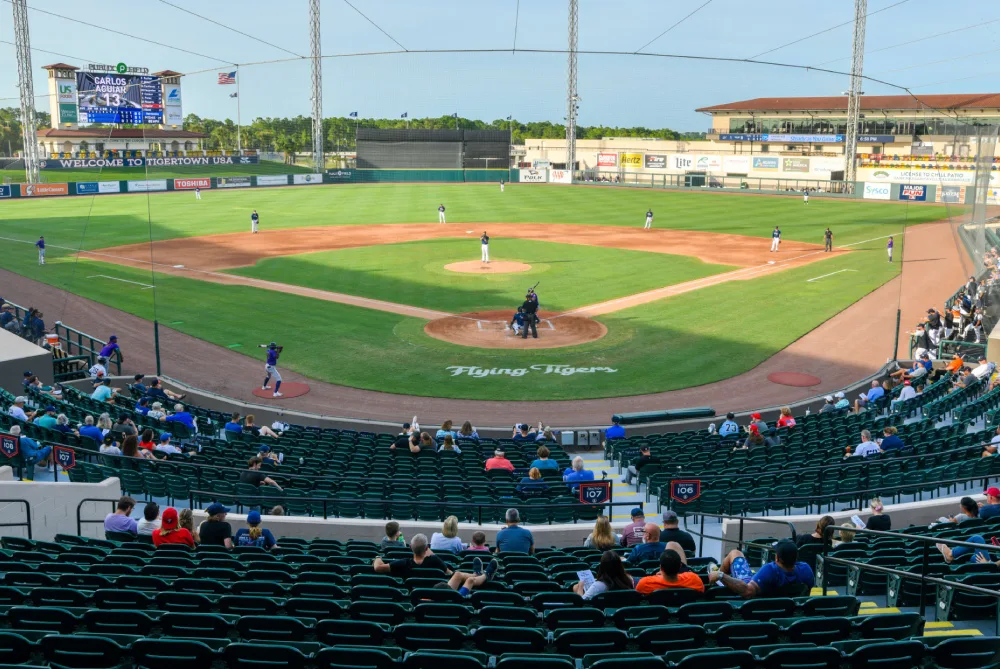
[309,0,324,172]
[843,0,867,192]
[12,0,40,185]
[565,0,579,183]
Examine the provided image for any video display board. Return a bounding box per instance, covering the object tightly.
[76,72,163,124]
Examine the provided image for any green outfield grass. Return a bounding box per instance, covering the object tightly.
[226,238,736,313]
[0,183,947,399]
[0,160,312,184]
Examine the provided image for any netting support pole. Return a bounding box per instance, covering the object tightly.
[309,0,324,172]
[12,0,39,185]
[565,0,578,184]
[843,0,867,194]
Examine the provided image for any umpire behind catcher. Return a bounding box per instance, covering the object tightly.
[521,290,539,339]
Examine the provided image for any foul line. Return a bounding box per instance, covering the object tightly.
[87,275,155,289]
[807,269,858,282]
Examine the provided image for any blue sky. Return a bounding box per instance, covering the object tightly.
[1,0,996,131]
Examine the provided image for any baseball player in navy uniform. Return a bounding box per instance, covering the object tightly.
[259,342,284,397]
[35,236,45,265]
[438,204,446,224]
[803,189,809,204]
[770,226,781,252]
[509,306,525,335]
[481,231,490,263]
[887,236,894,262]
[195,187,201,200]
[251,210,260,234]
[644,208,653,230]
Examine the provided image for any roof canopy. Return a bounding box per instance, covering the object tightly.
[697,94,1000,113]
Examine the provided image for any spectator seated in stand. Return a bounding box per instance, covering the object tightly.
[153,507,195,548]
[529,445,559,470]
[625,523,666,564]
[563,456,595,491]
[635,547,705,594]
[373,533,497,596]
[8,425,51,479]
[718,412,740,437]
[240,456,283,490]
[605,417,626,440]
[710,540,814,598]
[235,510,278,549]
[104,496,137,537]
[512,423,537,443]
[495,508,534,554]
[485,448,514,472]
[517,467,548,494]
[380,521,405,548]
[623,445,657,486]
[430,515,465,553]
[573,549,636,599]
[661,510,697,554]
[855,380,885,413]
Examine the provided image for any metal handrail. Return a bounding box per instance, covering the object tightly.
[75,497,121,536]
[678,511,798,557]
[53,321,122,375]
[0,499,33,540]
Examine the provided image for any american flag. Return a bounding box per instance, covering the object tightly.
[218,71,236,85]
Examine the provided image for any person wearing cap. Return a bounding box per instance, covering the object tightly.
[257,444,282,466]
[624,523,666,564]
[512,423,537,443]
[623,445,657,485]
[980,488,1000,521]
[200,503,233,548]
[818,396,837,413]
[99,335,123,362]
[135,398,151,417]
[240,456,283,490]
[605,417,626,440]
[620,507,647,547]
[7,426,51,478]
[33,405,58,430]
[392,422,413,450]
[0,303,15,329]
[891,355,931,384]
[971,357,996,381]
[661,510,696,554]
[153,507,195,548]
[21,371,34,389]
[833,391,850,411]
[154,433,192,456]
[88,357,108,380]
[485,448,514,472]
[131,374,148,395]
[104,496,138,536]
[144,378,185,402]
[235,510,277,549]
[893,380,917,410]
[8,396,35,423]
[749,412,768,433]
[710,540,814,598]
[718,412,740,437]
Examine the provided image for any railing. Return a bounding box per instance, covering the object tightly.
[576,170,853,195]
[188,490,634,525]
[75,497,120,537]
[679,511,798,560]
[53,321,122,375]
[0,499,33,540]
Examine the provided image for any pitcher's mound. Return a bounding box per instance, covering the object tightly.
[445,260,531,274]
[425,310,606,349]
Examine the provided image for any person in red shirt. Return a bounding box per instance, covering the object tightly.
[153,507,195,548]
[635,548,706,595]
[776,407,796,428]
[484,448,514,472]
[138,428,156,451]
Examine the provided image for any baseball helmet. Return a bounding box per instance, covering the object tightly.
[268,342,277,349]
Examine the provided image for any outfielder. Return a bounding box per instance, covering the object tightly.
[887,236,894,262]
[438,204,446,224]
[35,236,45,265]
[481,231,490,263]
[259,342,284,397]
[803,190,809,204]
[500,179,505,193]
[251,210,260,234]
[195,187,202,200]
[770,226,781,252]
[644,208,653,230]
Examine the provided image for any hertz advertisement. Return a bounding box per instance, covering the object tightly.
[619,153,642,169]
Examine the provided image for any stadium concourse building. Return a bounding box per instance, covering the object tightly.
[521,94,1000,192]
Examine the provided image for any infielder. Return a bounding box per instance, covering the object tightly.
[438,204,446,224]
[824,228,833,252]
[644,208,653,230]
[259,342,284,397]
[887,236,894,262]
[35,236,45,265]
[195,187,202,200]
[251,210,260,234]
[770,226,781,252]
[481,231,490,262]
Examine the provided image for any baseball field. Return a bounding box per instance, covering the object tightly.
[0,181,952,400]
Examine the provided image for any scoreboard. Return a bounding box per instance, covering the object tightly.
[76,72,163,124]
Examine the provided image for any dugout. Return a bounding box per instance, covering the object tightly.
[356,128,510,169]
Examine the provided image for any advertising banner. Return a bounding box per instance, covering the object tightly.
[809,156,845,174]
[0,185,11,198]
[98,181,121,194]
[694,155,722,171]
[519,169,546,183]
[59,103,78,124]
[619,153,642,169]
[863,182,891,200]
[988,188,1000,206]
[40,155,259,169]
[752,157,779,171]
[173,178,210,190]
[325,170,354,182]
[864,168,979,185]
[722,155,751,173]
[257,175,289,186]
[549,169,572,183]
[644,154,666,169]
[597,153,617,167]
[936,185,966,204]
[77,71,163,124]
[127,180,167,192]
[898,184,927,201]
[719,133,846,143]
[165,107,183,126]
[217,176,251,188]
[164,85,182,125]
[78,181,121,194]
[533,160,551,169]
[782,157,810,173]
[670,154,694,170]
[292,173,323,185]
[22,183,69,197]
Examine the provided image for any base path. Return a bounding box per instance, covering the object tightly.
[0,219,963,426]
[425,310,607,349]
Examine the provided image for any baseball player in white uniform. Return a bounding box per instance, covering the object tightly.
[251,210,260,234]
[644,209,653,230]
[195,187,202,200]
[481,232,490,263]
[803,190,809,204]
[438,204,446,224]
[770,226,781,252]
[500,179,505,193]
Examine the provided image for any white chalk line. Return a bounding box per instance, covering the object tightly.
[807,269,859,282]
[87,274,155,289]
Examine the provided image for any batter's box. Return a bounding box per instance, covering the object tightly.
[476,319,556,331]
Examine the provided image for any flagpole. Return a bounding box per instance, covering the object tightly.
[235,67,242,155]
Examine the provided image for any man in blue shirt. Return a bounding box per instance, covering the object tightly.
[718,412,740,438]
[980,488,1000,521]
[495,509,534,554]
[9,425,51,480]
[605,418,625,440]
[131,374,147,395]
[625,524,666,564]
[710,540,814,598]
[91,378,115,402]
[855,380,886,412]
[166,404,197,433]
[135,398,151,417]
[563,456,595,492]
[224,413,244,434]
[78,416,103,443]
[512,423,536,443]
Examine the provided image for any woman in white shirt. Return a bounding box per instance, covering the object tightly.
[147,402,167,421]
[97,413,113,437]
[430,515,465,553]
[573,550,636,599]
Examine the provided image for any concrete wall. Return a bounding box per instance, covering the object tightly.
[0,330,52,396]
[0,467,120,541]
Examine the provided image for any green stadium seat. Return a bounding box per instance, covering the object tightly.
[222,643,307,669]
[315,620,386,647]
[673,650,756,669]
[845,640,925,669]
[931,637,1000,669]
[42,634,126,669]
[760,647,841,669]
[314,646,396,669]
[554,629,628,658]
[0,632,34,665]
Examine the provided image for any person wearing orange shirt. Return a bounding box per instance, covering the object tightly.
[484,448,515,472]
[635,548,705,595]
[946,354,964,375]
